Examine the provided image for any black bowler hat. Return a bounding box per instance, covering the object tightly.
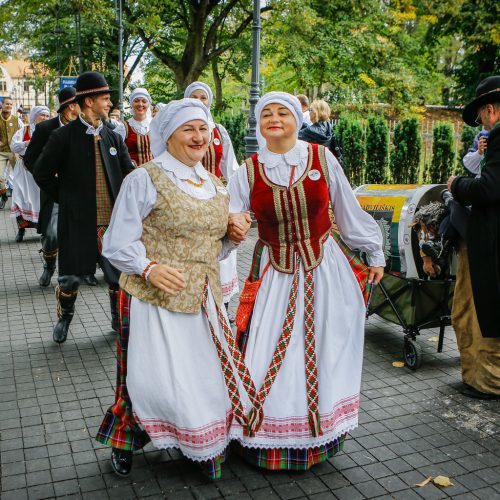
[462,75,500,126]
[57,86,76,113]
[75,71,112,99]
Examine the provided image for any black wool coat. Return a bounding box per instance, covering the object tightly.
[33,118,134,276]
[24,116,60,235]
[452,124,500,338]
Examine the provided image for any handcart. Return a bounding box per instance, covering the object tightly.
[354,183,456,370]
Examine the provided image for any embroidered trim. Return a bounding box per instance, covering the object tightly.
[75,86,110,96]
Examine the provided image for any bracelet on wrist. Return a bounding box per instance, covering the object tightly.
[141,261,157,281]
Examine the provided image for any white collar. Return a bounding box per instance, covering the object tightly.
[79,114,103,136]
[153,150,209,181]
[128,116,151,135]
[257,140,309,168]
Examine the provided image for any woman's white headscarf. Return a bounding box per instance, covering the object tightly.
[149,98,214,158]
[129,87,152,106]
[254,91,303,149]
[184,81,213,109]
[29,105,50,125]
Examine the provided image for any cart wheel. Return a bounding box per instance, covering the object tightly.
[404,338,422,370]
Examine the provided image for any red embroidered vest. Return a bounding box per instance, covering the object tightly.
[202,125,223,178]
[125,120,152,166]
[23,126,31,142]
[246,143,332,273]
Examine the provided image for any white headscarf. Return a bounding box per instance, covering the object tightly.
[184,81,213,109]
[29,105,50,125]
[254,91,303,149]
[149,98,214,158]
[129,87,152,106]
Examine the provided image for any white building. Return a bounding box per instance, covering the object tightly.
[0,60,51,113]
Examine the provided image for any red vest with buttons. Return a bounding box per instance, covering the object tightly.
[202,125,223,178]
[246,143,332,273]
[125,120,152,166]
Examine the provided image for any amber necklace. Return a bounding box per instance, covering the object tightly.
[184,178,205,188]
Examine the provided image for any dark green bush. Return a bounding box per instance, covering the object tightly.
[340,119,365,186]
[458,124,479,175]
[390,117,421,184]
[218,112,248,163]
[365,116,389,184]
[428,123,455,183]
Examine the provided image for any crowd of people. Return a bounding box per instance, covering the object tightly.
[0,71,498,481]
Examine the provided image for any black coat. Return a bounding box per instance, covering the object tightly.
[33,118,134,276]
[298,121,344,165]
[452,124,500,338]
[24,116,60,235]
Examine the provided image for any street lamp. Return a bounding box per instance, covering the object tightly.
[244,0,262,156]
[115,0,124,113]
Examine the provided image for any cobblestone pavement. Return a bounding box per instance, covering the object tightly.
[0,203,499,500]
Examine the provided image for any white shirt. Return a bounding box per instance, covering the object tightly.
[102,150,235,277]
[228,140,385,267]
[462,150,482,177]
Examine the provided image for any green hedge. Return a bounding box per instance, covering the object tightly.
[218,112,247,163]
[365,116,389,184]
[428,122,455,183]
[336,117,365,185]
[390,117,421,184]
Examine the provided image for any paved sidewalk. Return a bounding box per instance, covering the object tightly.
[0,204,499,500]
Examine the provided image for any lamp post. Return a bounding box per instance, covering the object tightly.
[244,0,261,156]
[115,0,124,113]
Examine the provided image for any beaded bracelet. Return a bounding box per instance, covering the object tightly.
[141,261,157,281]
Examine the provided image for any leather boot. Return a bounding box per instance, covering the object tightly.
[111,448,133,477]
[0,192,7,209]
[109,288,120,332]
[39,251,57,287]
[15,228,25,242]
[53,286,78,344]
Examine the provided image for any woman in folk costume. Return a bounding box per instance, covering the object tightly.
[97,99,252,478]
[10,105,50,242]
[116,87,153,166]
[227,92,385,470]
[184,82,240,308]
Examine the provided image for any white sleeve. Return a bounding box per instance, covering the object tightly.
[326,149,386,267]
[462,150,482,176]
[218,124,240,181]
[112,120,126,141]
[102,168,157,275]
[219,236,238,260]
[17,118,24,130]
[227,160,251,212]
[10,128,27,155]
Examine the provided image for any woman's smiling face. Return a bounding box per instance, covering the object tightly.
[167,119,210,167]
[259,103,297,142]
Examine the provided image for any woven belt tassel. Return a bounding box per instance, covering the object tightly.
[246,255,301,437]
[304,270,322,437]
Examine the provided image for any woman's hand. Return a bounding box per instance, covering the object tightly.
[148,264,186,295]
[368,266,384,285]
[228,212,252,244]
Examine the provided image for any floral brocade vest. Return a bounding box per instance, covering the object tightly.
[202,125,223,178]
[125,120,152,166]
[119,162,229,313]
[245,143,332,274]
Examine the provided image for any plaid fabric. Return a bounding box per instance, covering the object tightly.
[16,215,36,229]
[94,137,113,226]
[200,449,228,480]
[95,290,150,451]
[330,229,371,305]
[96,225,108,254]
[234,434,346,471]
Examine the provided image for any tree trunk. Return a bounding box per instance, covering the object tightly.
[212,59,224,111]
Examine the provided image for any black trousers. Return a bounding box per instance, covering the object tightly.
[41,203,58,256]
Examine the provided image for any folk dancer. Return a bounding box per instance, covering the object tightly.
[115,87,153,166]
[447,75,500,399]
[0,96,23,209]
[96,99,251,478]
[184,81,241,309]
[24,88,81,287]
[227,92,385,470]
[33,72,135,344]
[10,106,50,242]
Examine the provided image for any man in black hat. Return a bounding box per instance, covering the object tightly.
[34,72,134,344]
[25,86,81,287]
[447,75,500,399]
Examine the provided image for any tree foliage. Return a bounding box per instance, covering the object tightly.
[339,118,365,186]
[390,118,421,184]
[365,116,389,184]
[428,123,455,183]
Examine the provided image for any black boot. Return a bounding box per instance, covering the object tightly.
[83,274,98,286]
[39,251,57,287]
[53,286,78,344]
[15,228,25,242]
[109,288,120,332]
[0,192,7,209]
[111,448,133,477]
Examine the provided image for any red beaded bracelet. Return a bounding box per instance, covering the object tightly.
[141,261,157,281]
